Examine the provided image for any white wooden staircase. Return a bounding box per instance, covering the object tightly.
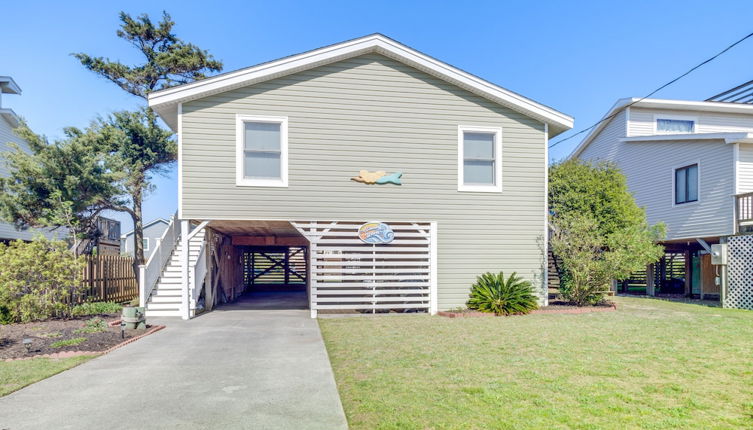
[145,229,205,317]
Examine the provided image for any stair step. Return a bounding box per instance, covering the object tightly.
[149,296,182,303]
[153,289,182,297]
[145,309,183,317]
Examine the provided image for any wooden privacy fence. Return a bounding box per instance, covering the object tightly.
[80,255,138,303]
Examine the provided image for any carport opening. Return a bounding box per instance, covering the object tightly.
[200,221,310,311]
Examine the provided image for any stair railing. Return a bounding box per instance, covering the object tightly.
[189,240,207,317]
[139,211,181,307]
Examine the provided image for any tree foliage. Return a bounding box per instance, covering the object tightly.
[73,11,222,99]
[549,159,665,306]
[0,121,123,246]
[0,237,86,323]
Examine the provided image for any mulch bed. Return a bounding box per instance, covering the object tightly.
[438,300,616,318]
[0,315,164,360]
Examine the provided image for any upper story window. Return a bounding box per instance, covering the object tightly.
[674,163,698,205]
[458,125,502,192]
[142,238,150,252]
[656,117,695,134]
[236,115,288,187]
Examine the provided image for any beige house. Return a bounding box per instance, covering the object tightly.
[573,97,753,301]
[143,34,573,318]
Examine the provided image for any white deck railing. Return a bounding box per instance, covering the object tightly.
[189,240,207,315]
[139,211,181,307]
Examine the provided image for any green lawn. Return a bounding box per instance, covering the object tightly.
[319,297,753,429]
[0,355,95,396]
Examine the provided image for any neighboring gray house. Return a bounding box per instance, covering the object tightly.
[141,34,573,318]
[120,218,169,259]
[0,76,59,242]
[572,97,753,300]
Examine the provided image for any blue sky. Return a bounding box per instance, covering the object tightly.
[5,0,753,231]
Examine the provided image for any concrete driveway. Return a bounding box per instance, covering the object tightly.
[0,292,348,430]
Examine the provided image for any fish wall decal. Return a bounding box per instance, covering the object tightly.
[351,170,402,185]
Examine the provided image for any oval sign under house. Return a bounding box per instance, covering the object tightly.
[358,222,395,244]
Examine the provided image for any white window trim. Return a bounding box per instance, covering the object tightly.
[654,114,698,134]
[142,237,150,252]
[671,160,701,207]
[236,114,289,187]
[457,125,503,193]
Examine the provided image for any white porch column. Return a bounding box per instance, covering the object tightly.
[180,220,191,320]
[138,264,146,308]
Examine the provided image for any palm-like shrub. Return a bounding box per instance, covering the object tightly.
[467,272,538,316]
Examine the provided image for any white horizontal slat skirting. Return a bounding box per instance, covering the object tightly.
[291,220,436,316]
[313,267,430,274]
[315,289,429,295]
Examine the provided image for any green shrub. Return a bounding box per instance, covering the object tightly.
[71,301,122,316]
[50,337,87,348]
[0,237,86,323]
[74,318,108,334]
[467,272,538,316]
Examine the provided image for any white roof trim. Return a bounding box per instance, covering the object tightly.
[0,76,21,95]
[621,132,753,144]
[0,108,19,128]
[571,97,753,159]
[148,34,573,136]
[120,218,169,238]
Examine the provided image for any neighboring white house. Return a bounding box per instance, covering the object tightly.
[0,76,60,242]
[572,97,753,300]
[140,34,573,318]
[120,218,169,259]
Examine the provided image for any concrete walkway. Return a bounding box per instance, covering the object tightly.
[0,292,348,430]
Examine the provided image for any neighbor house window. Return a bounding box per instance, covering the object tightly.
[674,164,698,204]
[142,238,149,252]
[656,118,695,133]
[236,115,288,187]
[458,126,502,192]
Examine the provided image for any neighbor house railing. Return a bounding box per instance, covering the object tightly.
[736,192,753,233]
[139,211,181,307]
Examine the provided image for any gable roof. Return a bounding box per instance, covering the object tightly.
[120,218,168,239]
[147,34,573,137]
[570,97,753,159]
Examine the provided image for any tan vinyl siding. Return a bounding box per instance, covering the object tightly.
[738,143,753,193]
[630,107,753,136]
[181,53,547,309]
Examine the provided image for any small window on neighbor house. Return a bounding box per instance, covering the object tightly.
[142,238,149,252]
[236,115,288,187]
[657,118,695,133]
[675,164,698,204]
[458,126,502,192]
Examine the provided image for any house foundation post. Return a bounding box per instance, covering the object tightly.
[181,220,191,320]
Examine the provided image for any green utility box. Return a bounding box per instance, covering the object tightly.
[121,306,147,330]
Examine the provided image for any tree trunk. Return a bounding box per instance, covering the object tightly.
[131,188,144,283]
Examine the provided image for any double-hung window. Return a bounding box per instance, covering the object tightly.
[458,126,502,192]
[674,163,698,205]
[236,115,288,187]
[142,238,150,252]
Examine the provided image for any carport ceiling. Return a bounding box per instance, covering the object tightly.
[208,220,302,237]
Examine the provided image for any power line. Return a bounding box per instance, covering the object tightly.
[549,30,753,150]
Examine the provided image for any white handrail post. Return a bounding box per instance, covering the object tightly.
[138,264,146,308]
[180,220,190,320]
[429,221,438,315]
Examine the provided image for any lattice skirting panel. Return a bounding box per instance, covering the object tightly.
[725,235,753,310]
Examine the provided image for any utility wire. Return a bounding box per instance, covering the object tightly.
[549,30,753,149]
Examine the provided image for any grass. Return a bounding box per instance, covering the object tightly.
[0,356,95,396]
[319,296,753,429]
[49,337,87,348]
